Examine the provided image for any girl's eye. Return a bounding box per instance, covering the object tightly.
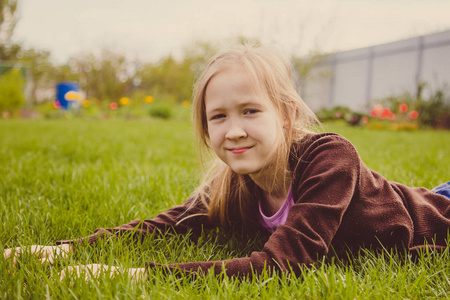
[244,109,259,115]
[211,114,226,120]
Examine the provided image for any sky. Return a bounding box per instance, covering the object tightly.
[13,0,450,63]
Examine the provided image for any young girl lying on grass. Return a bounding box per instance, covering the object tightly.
[4,44,450,281]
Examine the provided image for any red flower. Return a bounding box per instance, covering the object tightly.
[371,105,383,117]
[399,103,408,113]
[380,108,392,120]
[52,101,61,109]
[361,116,369,124]
[409,110,419,119]
[109,102,118,110]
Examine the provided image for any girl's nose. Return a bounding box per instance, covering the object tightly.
[225,122,247,140]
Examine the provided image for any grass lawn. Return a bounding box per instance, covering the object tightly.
[1,119,449,299]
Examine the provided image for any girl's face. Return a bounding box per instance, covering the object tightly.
[204,66,280,176]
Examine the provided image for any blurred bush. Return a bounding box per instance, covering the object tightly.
[0,68,25,117]
[316,106,365,126]
[148,102,173,119]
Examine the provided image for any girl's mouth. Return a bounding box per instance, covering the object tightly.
[229,147,252,154]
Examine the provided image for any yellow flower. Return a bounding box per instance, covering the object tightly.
[119,97,130,106]
[82,100,90,108]
[182,100,190,108]
[144,96,154,103]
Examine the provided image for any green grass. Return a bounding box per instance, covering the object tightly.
[1,119,450,299]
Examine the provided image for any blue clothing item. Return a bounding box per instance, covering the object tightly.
[432,182,450,199]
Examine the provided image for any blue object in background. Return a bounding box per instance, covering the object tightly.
[56,82,80,110]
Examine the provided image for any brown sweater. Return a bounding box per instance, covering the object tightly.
[58,133,450,277]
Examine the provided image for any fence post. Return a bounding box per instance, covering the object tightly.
[415,36,424,98]
[365,47,374,109]
[328,56,336,107]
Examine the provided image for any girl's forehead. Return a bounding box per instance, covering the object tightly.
[206,67,264,100]
[206,65,266,96]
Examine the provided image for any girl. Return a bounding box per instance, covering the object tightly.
[4,44,450,280]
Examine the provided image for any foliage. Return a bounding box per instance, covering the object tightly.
[16,41,218,108]
[316,106,353,121]
[376,82,450,129]
[31,95,192,121]
[58,50,132,103]
[292,51,329,91]
[0,0,21,60]
[136,41,217,104]
[148,102,173,119]
[366,104,419,131]
[0,67,24,114]
[19,48,55,104]
[1,120,449,298]
[316,106,365,126]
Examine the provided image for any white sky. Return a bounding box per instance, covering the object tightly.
[13,0,450,63]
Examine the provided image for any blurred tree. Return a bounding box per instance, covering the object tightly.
[233,35,261,46]
[54,63,79,83]
[0,0,21,60]
[181,40,217,74]
[292,51,328,93]
[136,41,217,103]
[20,48,56,103]
[58,50,131,102]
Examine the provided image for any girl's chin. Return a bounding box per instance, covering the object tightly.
[232,169,252,175]
[230,167,255,175]
[231,167,263,176]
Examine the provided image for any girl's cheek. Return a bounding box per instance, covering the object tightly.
[211,125,225,139]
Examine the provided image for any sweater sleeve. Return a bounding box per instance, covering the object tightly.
[146,134,361,278]
[56,195,213,245]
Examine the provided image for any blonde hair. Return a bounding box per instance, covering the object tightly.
[191,43,318,231]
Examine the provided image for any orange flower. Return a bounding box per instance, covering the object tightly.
[109,102,118,110]
[409,110,419,119]
[399,103,408,112]
[182,100,190,108]
[144,96,154,103]
[119,97,130,106]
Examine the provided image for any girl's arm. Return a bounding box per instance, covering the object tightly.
[59,264,147,282]
[4,196,210,267]
[4,244,73,265]
[55,195,212,247]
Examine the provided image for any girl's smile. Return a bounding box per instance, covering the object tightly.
[229,146,253,154]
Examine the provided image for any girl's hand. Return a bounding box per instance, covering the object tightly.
[59,264,147,282]
[3,244,72,265]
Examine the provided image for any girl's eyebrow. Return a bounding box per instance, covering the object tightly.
[206,107,223,116]
[238,101,264,109]
[207,101,264,115]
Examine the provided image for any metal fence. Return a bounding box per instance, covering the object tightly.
[301,29,450,112]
